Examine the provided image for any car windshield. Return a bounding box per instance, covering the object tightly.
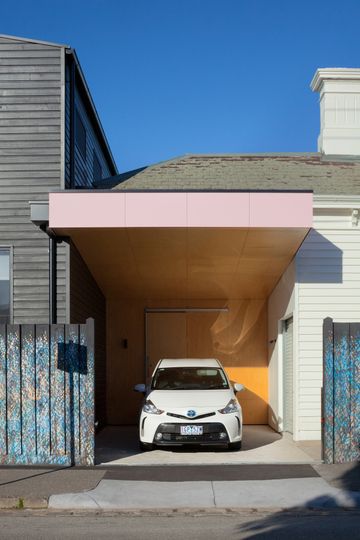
[151,367,229,390]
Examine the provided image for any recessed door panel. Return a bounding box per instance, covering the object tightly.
[146,312,187,380]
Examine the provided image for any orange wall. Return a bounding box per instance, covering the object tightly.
[106,298,268,425]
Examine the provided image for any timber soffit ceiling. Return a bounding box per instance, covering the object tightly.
[67,227,306,300]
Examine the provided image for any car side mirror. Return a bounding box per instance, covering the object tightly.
[134,383,146,394]
[234,383,244,392]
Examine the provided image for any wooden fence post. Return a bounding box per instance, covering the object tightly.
[349,323,360,462]
[323,317,334,464]
[81,318,95,465]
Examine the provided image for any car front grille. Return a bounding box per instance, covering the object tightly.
[166,412,216,421]
[154,422,229,444]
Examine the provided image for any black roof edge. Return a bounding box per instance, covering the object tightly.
[96,166,148,188]
[51,188,314,194]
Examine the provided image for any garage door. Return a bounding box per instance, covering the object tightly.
[146,310,219,379]
[146,312,187,378]
[145,308,269,424]
[283,317,293,434]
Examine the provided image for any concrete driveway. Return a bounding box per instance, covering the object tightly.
[95,425,321,466]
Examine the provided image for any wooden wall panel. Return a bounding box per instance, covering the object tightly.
[107,298,268,425]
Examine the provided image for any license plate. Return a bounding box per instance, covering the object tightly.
[180,425,203,436]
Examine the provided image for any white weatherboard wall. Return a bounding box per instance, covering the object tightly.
[268,261,296,433]
[296,202,360,440]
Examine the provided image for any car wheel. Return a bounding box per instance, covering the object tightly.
[228,441,242,451]
[139,441,154,452]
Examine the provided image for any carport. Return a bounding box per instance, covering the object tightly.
[49,190,313,462]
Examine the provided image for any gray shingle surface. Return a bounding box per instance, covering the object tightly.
[109,153,360,194]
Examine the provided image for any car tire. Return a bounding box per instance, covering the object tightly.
[139,441,154,452]
[228,441,242,451]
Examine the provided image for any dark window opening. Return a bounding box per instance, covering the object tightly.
[93,152,102,182]
[0,248,11,324]
[75,110,87,160]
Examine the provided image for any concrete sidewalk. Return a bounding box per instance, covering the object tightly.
[49,477,360,510]
[0,462,358,511]
[0,468,105,508]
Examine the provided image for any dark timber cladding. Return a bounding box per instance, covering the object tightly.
[64,53,114,188]
[69,243,106,427]
[0,36,66,323]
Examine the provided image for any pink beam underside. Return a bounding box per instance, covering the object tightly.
[49,192,313,229]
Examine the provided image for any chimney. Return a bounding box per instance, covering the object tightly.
[311,68,360,156]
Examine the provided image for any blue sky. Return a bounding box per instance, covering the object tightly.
[2,0,360,172]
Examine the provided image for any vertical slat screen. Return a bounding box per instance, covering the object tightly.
[21,325,36,459]
[50,325,66,457]
[323,318,334,464]
[36,325,51,459]
[81,318,95,465]
[350,323,360,462]
[0,325,7,455]
[333,323,351,463]
[323,318,360,464]
[0,319,94,466]
[7,325,21,456]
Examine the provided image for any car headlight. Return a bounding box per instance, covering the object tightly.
[218,399,239,414]
[142,399,164,415]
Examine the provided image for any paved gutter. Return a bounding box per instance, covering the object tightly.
[103,464,319,481]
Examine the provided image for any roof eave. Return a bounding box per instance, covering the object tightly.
[0,32,70,49]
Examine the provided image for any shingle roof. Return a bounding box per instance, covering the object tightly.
[106,153,360,195]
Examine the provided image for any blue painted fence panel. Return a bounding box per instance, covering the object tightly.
[79,320,95,465]
[21,325,36,460]
[350,324,360,462]
[50,325,66,458]
[36,325,51,461]
[323,318,360,464]
[0,326,7,455]
[0,319,95,466]
[7,325,21,456]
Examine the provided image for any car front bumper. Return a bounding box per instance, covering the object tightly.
[139,411,242,445]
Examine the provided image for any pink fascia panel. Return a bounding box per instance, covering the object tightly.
[49,191,313,229]
[187,193,250,227]
[249,193,313,227]
[125,193,187,227]
[49,193,126,228]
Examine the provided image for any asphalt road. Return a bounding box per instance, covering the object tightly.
[0,510,360,539]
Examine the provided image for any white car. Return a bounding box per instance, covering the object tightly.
[134,358,244,451]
